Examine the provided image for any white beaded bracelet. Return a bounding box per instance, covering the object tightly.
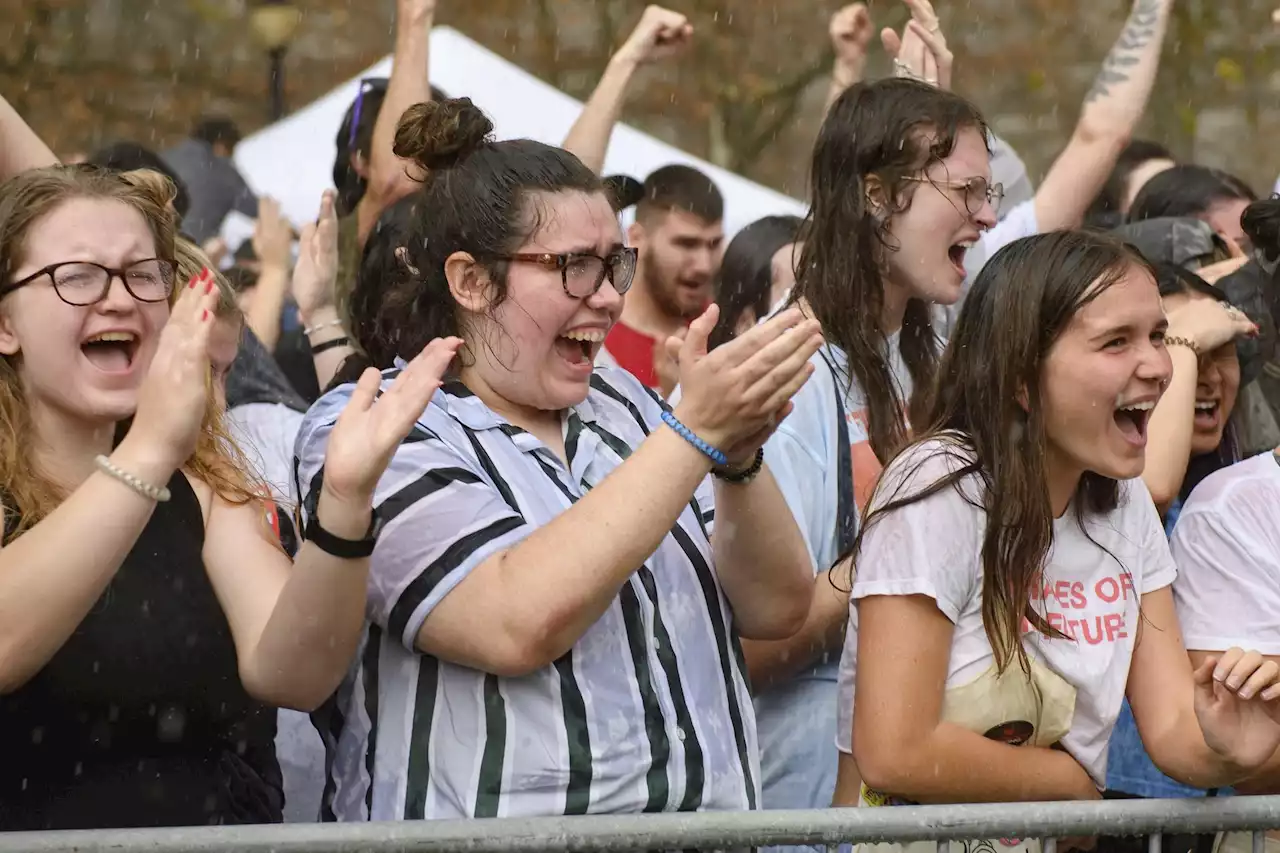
[94,455,171,503]
[304,318,344,337]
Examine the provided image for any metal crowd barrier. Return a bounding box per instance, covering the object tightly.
[2,796,1279,853]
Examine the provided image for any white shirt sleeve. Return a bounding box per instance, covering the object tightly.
[763,357,838,575]
[850,441,983,622]
[1171,468,1280,653]
[295,397,535,651]
[1125,477,1177,596]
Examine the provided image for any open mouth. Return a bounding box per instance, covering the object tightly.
[1193,399,1220,429]
[1113,399,1154,445]
[554,328,606,367]
[948,240,975,274]
[81,331,139,374]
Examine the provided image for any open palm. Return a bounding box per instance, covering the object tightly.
[1193,650,1280,769]
[323,337,462,502]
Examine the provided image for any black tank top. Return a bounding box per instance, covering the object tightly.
[0,473,283,830]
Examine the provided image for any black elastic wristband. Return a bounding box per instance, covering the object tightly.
[713,447,765,484]
[304,510,382,559]
[311,336,351,355]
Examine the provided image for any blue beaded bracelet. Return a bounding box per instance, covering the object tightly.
[660,410,729,467]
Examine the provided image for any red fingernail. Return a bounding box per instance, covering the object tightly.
[188,276,198,289]
[205,279,214,294]
[201,309,209,321]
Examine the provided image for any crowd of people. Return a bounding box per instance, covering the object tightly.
[4,0,1280,852]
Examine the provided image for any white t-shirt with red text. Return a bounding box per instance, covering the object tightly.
[838,436,1177,787]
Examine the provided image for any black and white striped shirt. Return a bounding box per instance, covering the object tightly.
[295,365,760,821]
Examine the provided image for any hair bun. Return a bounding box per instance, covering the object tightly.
[393,97,494,172]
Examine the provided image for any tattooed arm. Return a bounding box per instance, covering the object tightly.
[1032,0,1171,232]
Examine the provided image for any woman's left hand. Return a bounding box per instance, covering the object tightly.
[322,337,463,505]
[1194,647,1280,769]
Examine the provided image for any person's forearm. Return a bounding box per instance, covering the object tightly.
[473,428,713,670]
[361,3,433,243]
[713,466,816,640]
[858,722,1099,804]
[1141,346,1199,512]
[1080,0,1170,137]
[243,490,373,711]
[0,95,57,178]
[300,305,353,391]
[243,263,290,351]
[0,437,175,693]
[741,567,847,691]
[823,65,860,117]
[562,55,641,174]
[1034,0,1171,231]
[1143,705,1254,789]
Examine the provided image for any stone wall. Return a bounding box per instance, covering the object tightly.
[3,0,1278,199]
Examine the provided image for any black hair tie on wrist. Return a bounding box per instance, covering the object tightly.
[311,336,351,355]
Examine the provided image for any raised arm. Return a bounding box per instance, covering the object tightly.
[0,94,57,178]
[240,197,293,352]
[561,6,692,174]
[292,191,351,392]
[822,4,875,117]
[400,309,819,677]
[1142,301,1254,514]
[203,338,461,711]
[0,273,223,693]
[356,0,436,245]
[1031,0,1172,232]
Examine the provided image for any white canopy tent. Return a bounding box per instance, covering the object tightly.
[231,26,805,241]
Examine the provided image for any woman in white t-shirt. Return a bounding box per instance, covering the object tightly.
[836,231,1280,843]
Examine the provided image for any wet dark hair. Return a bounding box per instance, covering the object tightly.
[635,164,723,226]
[328,191,425,390]
[332,80,449,217]
[795,77,989,466]
[1084,139,1174,229]
[87,142,191,219]
[359,97,603,365]
[1242,195,1280,266]
[708,215,803,350]
[847,230,1152,673]
[1129,165,1255,224]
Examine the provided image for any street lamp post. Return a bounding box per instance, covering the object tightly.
[248,0,303,121]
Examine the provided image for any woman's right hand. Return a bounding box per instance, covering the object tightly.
[1166,297,1258,354]
[292,190,340,326]
[672,305,823,456]
[125,268,221,470]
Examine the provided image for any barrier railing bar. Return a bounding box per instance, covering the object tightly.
[1,796,1279,853]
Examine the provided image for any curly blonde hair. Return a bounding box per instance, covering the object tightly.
[0,165,262,540]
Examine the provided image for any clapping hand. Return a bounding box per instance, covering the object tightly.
[292,190,340,325]
[129,268,222,471]
[320,338,463,506]
[672,306,822,468]
[881,0,953,91]
[1193,648,1280,771]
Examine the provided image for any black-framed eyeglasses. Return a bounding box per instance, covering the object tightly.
[496,248,638,298]
[905,175,1004,217]
[0,259,178,306]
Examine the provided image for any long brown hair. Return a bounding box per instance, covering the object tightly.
[0,165,259,540]
[847,230,1150,673]
[795,78,988,464]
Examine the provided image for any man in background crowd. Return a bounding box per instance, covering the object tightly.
[599,164,724,391]
[162,114,259,243]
